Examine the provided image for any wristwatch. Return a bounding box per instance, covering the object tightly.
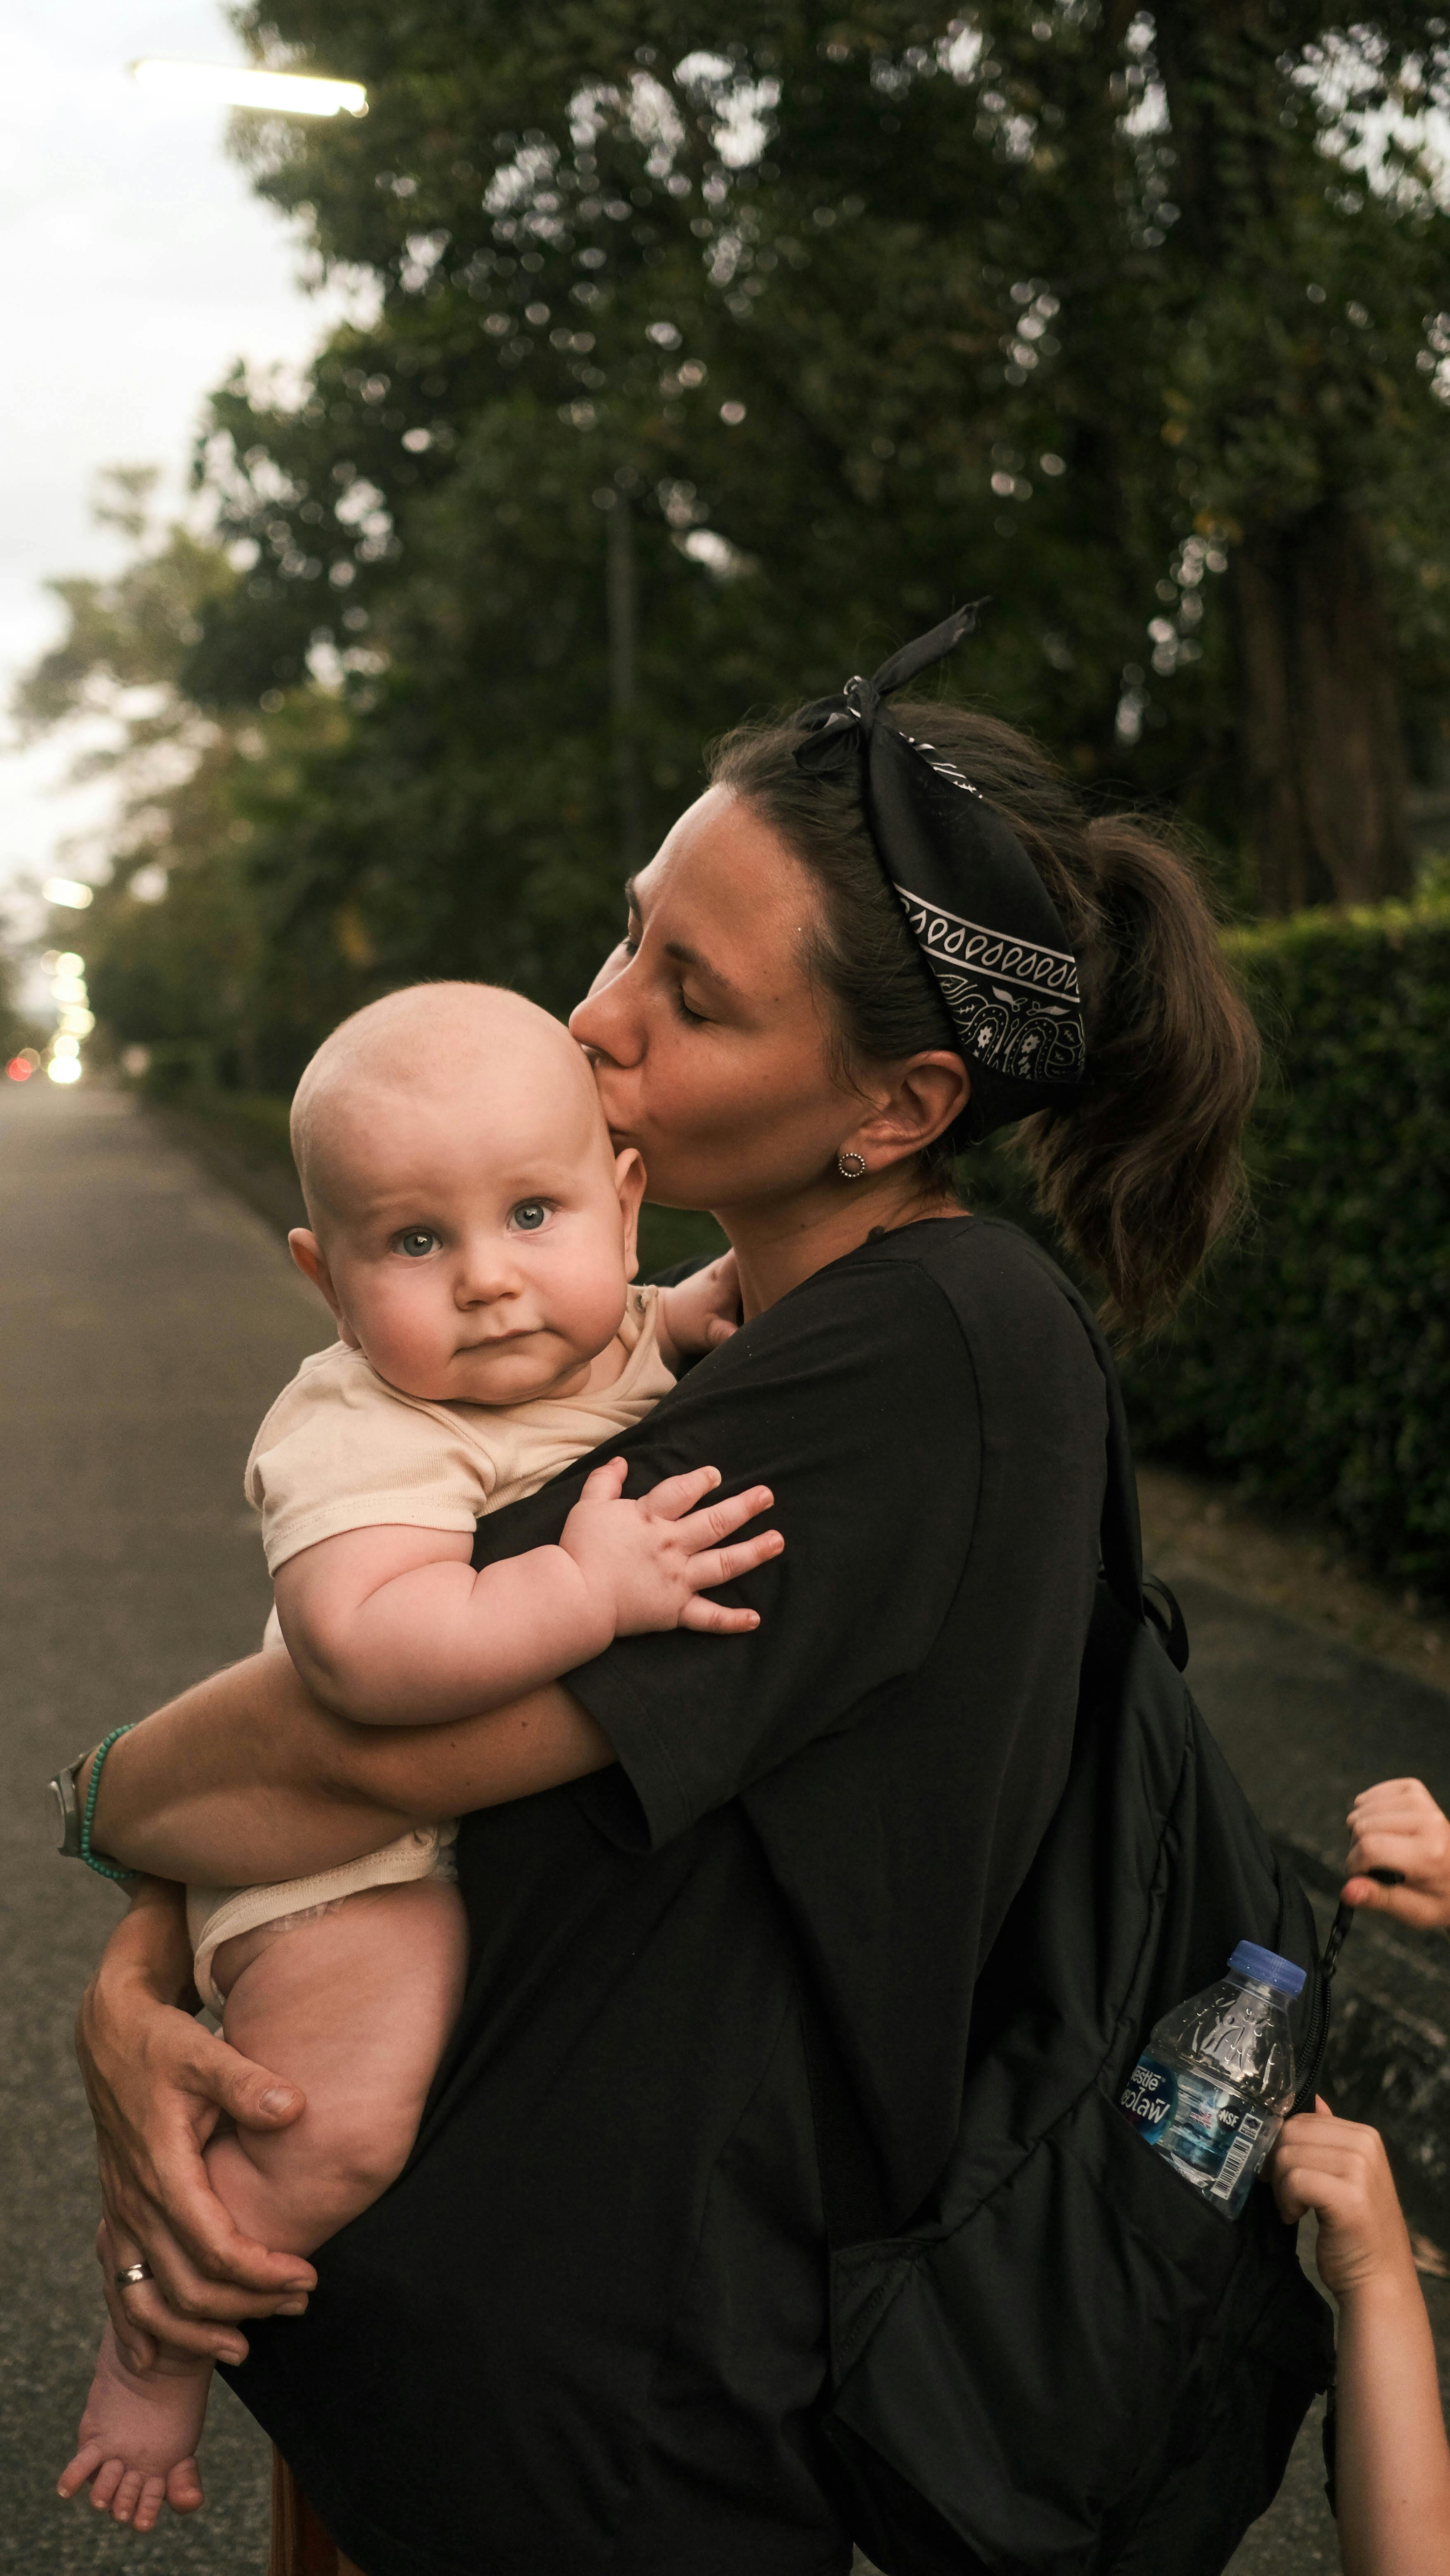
[49,1735,137,1882]
[49,1749,92,1858]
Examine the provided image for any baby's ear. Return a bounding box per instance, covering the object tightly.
[289,1228,344,1323]
[613,1149,647,1281]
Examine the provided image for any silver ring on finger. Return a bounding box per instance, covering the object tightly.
[114,2260,153,2288]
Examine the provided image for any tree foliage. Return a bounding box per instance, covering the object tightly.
[15,3,1450,1081]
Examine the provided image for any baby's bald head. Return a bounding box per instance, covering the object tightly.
[291,982,608,1231]
[286,982,645,1406]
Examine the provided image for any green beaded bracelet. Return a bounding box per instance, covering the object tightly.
[81,1725,139,1882]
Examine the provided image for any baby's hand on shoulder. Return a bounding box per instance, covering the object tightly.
[656,1252,741,1371]
[1269,2101,1417,2301]
[559,1456,782,1637]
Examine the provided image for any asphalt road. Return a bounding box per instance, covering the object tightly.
[4,1080,1449,2574]
[1,1082,322,2571]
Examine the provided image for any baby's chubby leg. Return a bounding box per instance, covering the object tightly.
[206,1877,468,2247]
[60,1880,466,2531]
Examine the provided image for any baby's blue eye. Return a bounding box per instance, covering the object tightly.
[512,1201,549,1232]
[398,1229,440,1259]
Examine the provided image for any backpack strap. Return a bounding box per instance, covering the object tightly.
[969,1222,1145,1625]
[803,1222,1156,2261]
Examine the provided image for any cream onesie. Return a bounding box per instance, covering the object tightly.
[185,1283,672,2013]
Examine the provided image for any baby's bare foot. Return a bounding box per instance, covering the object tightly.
[58,2323,208,2532]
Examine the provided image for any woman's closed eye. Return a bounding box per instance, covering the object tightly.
[614,897,706,1022]
[395,1228,442,1260]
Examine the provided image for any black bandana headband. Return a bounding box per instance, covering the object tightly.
[794,606,1087,1141]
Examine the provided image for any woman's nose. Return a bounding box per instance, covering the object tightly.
[570,956,640,1064]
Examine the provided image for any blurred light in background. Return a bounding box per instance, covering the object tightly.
[128,60,368,119]
[36,951,92,1081]
[7,1054,36,1083]
[42,876,95,909]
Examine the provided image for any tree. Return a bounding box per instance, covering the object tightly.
[12,473,351,1087]
[197,0,1450,916]
[0,954,43,1067]
[20,7,1450,1093]
[1150,3,1450,905]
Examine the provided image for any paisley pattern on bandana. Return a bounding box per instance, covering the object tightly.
[792,604,1089,1138]
[893,882,1087,1087]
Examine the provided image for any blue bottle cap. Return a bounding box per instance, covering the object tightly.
[1229,1940,1306,1998]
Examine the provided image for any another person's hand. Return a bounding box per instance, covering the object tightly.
[1343,1777,1450,1931]
[656,1252,742,1368]
[559,1456,781,1636]
[1270,2099,1417,2301]
[77,1882,317,2370]
[1273,2101,1450,2576]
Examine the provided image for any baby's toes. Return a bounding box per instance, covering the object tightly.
[57,2443,103,2502]
[88,2457,126,2511]
[109,2465,147,2525]
[130,2473,169,2534]
[166,2456,204,2516]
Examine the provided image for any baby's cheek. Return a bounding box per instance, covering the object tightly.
[353,1275,452,1387]
[553,1268,629,1363]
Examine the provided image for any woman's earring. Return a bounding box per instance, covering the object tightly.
[837,1150,867,1181]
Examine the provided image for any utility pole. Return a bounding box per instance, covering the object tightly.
[606,489,643,872]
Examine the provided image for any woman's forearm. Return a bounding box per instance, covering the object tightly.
[88,1650,614,1887]
[87,1874,197,2010]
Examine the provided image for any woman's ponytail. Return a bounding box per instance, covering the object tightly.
[1014,816,1261,1338]
[709,701,1262,1338]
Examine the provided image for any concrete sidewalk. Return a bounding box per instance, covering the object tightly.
[5,1081,1450,2572]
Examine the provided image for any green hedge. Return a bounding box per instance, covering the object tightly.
[1126,900,1450,1600]
[130,902,1450,1598]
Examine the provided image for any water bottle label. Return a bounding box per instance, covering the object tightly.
[1119,2054,1178,2143]
[1119,2055,1279,2216]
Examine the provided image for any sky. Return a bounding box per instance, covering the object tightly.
[0,0,360,921]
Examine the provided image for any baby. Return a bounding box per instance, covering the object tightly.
[61,982,778,2532]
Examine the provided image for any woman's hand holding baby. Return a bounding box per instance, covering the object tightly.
[76,1879,315,2372]
[559,1457,781,1636]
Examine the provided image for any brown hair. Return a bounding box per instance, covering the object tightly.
[708,701,1260,1338]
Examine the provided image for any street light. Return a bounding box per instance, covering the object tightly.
[127,60,368,119]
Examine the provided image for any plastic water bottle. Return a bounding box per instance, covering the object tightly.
[1118,1941,1305,2218]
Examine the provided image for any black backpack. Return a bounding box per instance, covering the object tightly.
[806,1252,1336,2576]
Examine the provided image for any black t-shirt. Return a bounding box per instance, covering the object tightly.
[228,1218,1107,2576]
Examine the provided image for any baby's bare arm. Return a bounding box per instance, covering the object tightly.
[274,1522,614,1726]
[273,1459,782,1727]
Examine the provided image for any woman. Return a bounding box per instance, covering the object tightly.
[76,616,1258,2576]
